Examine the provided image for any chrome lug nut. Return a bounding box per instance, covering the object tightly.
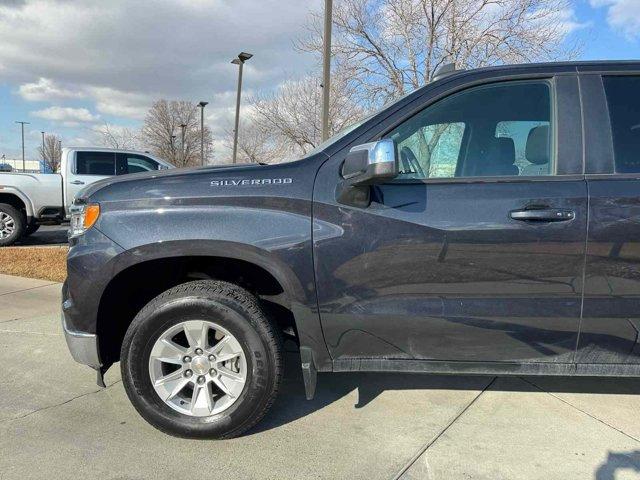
[195,348,203,355]
[208,355,216,361]
[184,369,193,378]
[209,368,216,375]
[183,355,191,363]
[197,375,206,385]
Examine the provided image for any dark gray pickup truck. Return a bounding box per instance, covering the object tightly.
[62,61,640,438]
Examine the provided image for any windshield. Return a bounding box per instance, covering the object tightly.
[303,112,376,158]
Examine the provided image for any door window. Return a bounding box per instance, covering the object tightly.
[387,81,554,180]
[75,152,116,175]
[117,154,160,174]
[603,76,640,173]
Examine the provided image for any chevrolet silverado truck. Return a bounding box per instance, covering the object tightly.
[0,147,172,245]
[62,61,640,439]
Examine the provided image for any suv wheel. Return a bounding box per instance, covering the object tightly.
[0,203,25,246]
[121,280,283,439]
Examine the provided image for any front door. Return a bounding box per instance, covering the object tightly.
[313,77,587,365]
[65,151,117,210]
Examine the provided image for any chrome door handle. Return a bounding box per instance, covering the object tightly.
[510,208,575,222]
[70,180,85,185]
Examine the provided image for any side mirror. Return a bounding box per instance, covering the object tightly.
[341,138,399,186]
[337,139,398,207]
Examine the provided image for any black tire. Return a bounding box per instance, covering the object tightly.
[121,280,283,439]
[23,223,40,237]
[0,203,25,247]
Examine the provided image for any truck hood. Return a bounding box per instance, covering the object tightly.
[77,162,274,202]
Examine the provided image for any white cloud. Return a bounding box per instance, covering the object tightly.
[32,106,100,123]
[18,77,85,101]
[0,0,320,132]
[590,0,640,40]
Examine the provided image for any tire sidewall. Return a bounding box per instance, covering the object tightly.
[122,289,278,438]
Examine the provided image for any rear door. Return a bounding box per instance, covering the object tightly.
[313,72,587,366]
[116,153,161,174]
[577,70,640,365]
[66,151,116,204]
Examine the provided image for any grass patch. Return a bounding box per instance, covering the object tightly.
[0,246,67,282]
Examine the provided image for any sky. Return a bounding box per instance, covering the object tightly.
[0,0,638,162]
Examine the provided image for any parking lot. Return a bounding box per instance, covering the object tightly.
[1,273,639,480]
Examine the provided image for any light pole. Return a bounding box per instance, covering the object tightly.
[179,123,187,166]
[321,0,333,142]
[198,101,208,166]
[231,52,253,164]
[15,121,30,171]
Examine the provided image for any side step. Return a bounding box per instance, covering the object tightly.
[299,346,317,400]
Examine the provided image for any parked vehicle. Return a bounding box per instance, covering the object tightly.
[0,147,172,245]
[62,61,640,438]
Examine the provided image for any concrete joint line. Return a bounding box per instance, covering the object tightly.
[0,282,59,297]
[393,376,497,480]
[1,380,122,424]
[520,377,640,444]
[0,329,61,336]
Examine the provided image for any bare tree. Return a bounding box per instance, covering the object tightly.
[299,0,579,107]
[251,68,366,158]
[140,100,213,167]
[37,134,62,173]
[96,122,140,150]
[218,118,291,164]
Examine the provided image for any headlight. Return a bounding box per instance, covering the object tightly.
[69,203,100,237]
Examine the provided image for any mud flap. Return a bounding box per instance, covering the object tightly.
[300,346,317,400]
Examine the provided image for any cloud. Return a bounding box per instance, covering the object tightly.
[0,0,320,130]
[590,0,640,40]
[18,77,85,101]
[32,106,100,123]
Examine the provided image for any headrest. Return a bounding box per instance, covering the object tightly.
[526,125,550,165]
[493,137,516,166]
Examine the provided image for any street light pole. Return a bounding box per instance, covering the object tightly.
[231,52,253,164]
[179,123,187,166]
[15,121,30,171]
[198,101,208,166]
[321,0,333,142]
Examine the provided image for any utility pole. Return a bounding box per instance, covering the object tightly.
[198,102,208,166]
[321,0,333,142]
[179,123,187,166]
[15,121,30,171]
[231,52,253,163]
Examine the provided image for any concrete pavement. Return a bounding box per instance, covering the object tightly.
[0,273,639,479]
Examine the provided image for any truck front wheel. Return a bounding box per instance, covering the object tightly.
[120,280,283,439]
[0,203,25,247]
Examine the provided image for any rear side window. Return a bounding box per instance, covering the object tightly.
[603,76,640,173]
[117,153,159,174]
[75,152,116,175]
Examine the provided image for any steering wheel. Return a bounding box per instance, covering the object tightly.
[400,146,426,178]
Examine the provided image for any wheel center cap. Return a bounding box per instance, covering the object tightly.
[191,356,210,375]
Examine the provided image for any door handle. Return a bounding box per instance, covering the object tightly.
[70,180,85,185]
[510,208,575,222]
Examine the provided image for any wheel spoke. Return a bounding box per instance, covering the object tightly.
[215,351,242,364]
[152,338,186,365]
[210,336,231,355]
[190,383,214,415]
[212,375,236,399]
[217,365,244,382]
[183,321,209,349]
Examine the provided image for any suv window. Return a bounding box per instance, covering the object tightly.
[75,152,116,175]
[117,153,159,174]
[603,76,640,173]
[387,81,554,180]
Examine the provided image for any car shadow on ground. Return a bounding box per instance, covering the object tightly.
[250,345,640,435]
[14,225,68,246]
